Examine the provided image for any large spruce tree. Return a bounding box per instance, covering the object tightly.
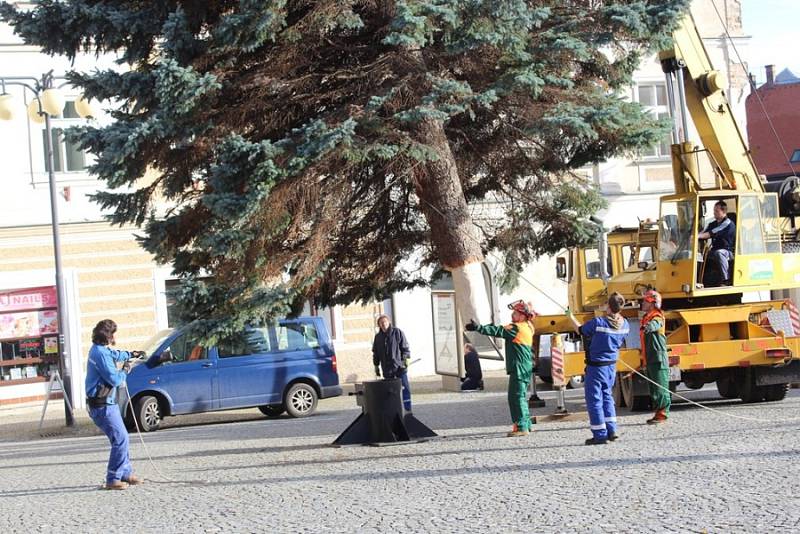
[2,0,688,341]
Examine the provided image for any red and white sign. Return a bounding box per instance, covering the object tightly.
[786,299,800,337]
[0,286,57,313]
[551,334,566,387]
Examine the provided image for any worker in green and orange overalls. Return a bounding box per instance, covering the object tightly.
[640,289,671,424]
[466,300,536,437]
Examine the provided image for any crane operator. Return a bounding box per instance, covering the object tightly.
[698,200,735,286]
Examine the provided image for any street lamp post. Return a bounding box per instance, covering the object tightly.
[0,71,91,427]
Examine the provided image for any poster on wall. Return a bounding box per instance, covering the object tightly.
[432,292,461,377]
[38,310,58,335]
[44,336,58,354]
[0,311,40,339]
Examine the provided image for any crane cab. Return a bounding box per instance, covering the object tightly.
[656,190,798,300]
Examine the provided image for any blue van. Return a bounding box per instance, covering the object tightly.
[124,316,342,431]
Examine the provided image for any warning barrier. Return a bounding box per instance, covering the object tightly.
[785,299,800,336]
[551,333,565,387]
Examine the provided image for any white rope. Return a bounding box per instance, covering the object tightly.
[617,359,800,424]
[121,382,204,484]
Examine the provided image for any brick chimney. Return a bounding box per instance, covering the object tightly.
[766,64,775,85]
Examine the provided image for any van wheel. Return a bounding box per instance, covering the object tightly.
[258,404,285,417]
[284,383,318,418]
[135,395,162,432]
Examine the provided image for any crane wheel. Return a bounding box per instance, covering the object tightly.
[763,383,789,402]
[716,377,739,399]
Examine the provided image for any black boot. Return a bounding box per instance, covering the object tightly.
[585,437,608,445]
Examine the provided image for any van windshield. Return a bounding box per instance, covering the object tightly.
[139,329,173,357]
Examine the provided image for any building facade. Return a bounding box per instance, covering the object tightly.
[746,65,800,180]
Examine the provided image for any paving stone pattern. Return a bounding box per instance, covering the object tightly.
[1,387,799,533]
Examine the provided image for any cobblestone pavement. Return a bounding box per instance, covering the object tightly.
[1,385,800,533]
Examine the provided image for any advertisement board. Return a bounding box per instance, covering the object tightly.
[432,292,462,377]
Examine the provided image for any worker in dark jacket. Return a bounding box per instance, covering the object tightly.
[372,315,412,411]
[640,289,671,424]
[698,200,735,285]
[567,293,629,445]
[461,343,483,390]
[85,319,144,490]
[467,300,536,437]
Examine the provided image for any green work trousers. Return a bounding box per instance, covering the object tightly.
[647,363,671,415]
[508,372,531,431]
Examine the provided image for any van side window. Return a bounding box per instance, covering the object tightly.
[166,334,207,363]
[276,323,319,351]
[218,327,271,358]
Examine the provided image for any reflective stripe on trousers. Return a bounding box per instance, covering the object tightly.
[584,365,617,440]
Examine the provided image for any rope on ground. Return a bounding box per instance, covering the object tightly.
[122,383,204,485]
[617,359,800,424]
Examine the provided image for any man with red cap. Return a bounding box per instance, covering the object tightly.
[640,289,670,424]
[466,300,536,437]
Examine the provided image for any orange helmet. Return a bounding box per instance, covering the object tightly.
[508,300,537,319]
[642,289,662,309]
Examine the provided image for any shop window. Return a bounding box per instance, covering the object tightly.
[0,286,60,385]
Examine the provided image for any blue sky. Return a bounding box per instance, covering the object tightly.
[741,0,800,81]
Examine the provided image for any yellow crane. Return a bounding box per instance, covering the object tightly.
[535,14,800,410]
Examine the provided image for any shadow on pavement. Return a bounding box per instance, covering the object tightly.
[191,447,800,488]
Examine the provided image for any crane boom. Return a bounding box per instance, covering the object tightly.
[660,14,764,193]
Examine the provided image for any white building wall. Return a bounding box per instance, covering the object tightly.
[0,23,120,228]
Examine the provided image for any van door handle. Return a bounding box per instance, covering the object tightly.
[202,362,213,368]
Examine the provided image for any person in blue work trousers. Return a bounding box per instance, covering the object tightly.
[466,300,536,437]
[85,319,144,490]
[567,293,629,445]
[372,314,413,412]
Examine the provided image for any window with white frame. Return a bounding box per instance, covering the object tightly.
[41,100,90,173]
[636,83,671,159]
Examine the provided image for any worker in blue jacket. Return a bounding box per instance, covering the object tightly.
[85,319,143,490]
[567,293,629,445]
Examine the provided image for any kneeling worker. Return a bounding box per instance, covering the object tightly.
[567,293,629,445]
[461,343,483,391]
[640,289,670,424]
[466,300,535,437]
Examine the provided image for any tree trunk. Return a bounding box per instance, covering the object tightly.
[412,117,493,328]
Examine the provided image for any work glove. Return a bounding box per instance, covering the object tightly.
[122,361,132,373]
[404,357,411,369]
[374,365,381,378]
[131,350,145,359]
[465,319,479,332]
